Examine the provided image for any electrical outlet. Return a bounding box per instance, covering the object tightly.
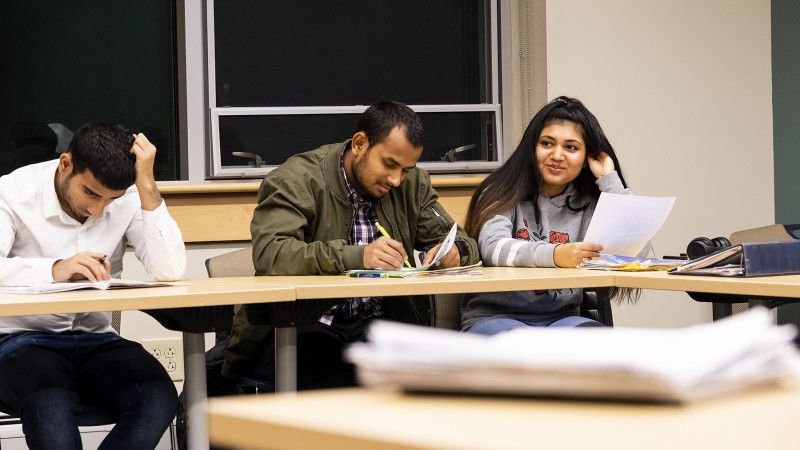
[141,338,184,382]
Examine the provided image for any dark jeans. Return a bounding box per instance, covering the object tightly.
[0,331,178,450]
[253,317,373,391]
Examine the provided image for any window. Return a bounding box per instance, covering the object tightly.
[207,0,504,178]
[0,1,180,181]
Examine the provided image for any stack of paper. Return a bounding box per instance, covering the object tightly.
[345,308,800,403]
[579,254,685,271]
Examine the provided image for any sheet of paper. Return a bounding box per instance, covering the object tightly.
[422,222,458,269]
[582,193,675,256]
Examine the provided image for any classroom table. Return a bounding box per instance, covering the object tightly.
[207,385,800,450]
[232,267,617,392]
[235,268,800,393]
[0,277,296,450]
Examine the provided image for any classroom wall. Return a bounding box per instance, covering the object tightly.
[542,0,774,327]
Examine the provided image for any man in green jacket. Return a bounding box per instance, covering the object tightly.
[222,101,479,390]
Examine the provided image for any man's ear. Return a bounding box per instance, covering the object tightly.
[351,131,369,157]
[57,153,73,175]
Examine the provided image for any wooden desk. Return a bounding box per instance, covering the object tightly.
[613,270,800,298]
[208,386,800,450]
[0,278,295,450]
[234,267,617,392]
[235,267,616,299]
[0,277,295,316]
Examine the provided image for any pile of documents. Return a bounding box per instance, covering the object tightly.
[345,308,800,403]
[579,254,685,271]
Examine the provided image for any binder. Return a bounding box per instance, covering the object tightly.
[669,240,800,277]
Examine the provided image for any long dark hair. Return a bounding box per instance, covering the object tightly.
[464,96,628,238]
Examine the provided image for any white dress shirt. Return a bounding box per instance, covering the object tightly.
[0,160,186,334]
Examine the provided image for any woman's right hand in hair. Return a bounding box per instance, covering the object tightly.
[588,152,615,179]
[553,242,602,268]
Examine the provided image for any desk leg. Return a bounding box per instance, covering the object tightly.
[712,303,733,321]
[748,299,771,310]
[275,327,297,393]
[183,332,209,450]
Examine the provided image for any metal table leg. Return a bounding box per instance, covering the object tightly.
[183,331,209,450]
[275,327,297,393]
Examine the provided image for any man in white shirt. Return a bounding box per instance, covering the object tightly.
[0,123,186,450]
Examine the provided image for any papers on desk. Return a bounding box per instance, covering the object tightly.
[583,193,675,256]
[347,223,483,277]
[0,278,178,294]
[579,253,685,271]
[345,308,800,403]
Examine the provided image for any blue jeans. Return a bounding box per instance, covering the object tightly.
[0,331,178,450]
[468,315,605,336]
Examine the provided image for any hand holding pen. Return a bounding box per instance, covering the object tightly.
[362,222,410,270]
[51,252,111,282]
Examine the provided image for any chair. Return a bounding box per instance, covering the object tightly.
[204,247,341,395]
[686,224,800,320]
[430,288,612,331]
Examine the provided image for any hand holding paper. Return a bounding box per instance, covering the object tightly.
[582,193,675,257]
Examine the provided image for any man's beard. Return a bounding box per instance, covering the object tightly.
[351,149,380,200]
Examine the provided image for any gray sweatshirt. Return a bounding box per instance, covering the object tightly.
[461,172,629,330]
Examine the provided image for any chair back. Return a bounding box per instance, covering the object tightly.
[205,247,254,278]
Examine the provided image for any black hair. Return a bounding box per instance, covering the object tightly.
[67,123,137,190]
[356,101,425,148]
[465,96,628,238]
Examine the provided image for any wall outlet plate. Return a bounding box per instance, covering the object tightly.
[141,338,184,382]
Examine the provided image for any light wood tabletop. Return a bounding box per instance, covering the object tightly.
[613,270,800,297]
[229,267,617,299]
[207,385,800,450]
[0,277,295,317]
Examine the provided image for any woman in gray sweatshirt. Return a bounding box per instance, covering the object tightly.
[461,96,632,334]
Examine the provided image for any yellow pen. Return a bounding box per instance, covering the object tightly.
[375,222,412,268]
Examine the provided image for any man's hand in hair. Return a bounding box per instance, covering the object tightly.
[130,133,162,211]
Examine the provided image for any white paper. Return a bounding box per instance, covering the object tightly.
[582,193,675,256]
[422,222,458,269]
[345,308,800,403]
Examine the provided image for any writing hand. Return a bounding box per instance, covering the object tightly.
[587,151,615,179]
[422,243,461,268]
[553,242,602,268]
[364,237,408,270]
[52,252,111,282]
[130,133,162,211]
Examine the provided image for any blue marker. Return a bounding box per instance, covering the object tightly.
[351,273,388,278]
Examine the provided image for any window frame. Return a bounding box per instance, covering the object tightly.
[202,0,508,179]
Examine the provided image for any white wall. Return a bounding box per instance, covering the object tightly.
[544,0,774,327]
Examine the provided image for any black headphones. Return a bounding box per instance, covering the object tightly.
[686,236,732,260]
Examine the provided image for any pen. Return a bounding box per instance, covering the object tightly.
[351,273,388,278]
[375,222,412,268]
[98,255,106,266]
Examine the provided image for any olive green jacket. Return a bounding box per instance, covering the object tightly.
[222,141,479,380]
[250,141,478,275]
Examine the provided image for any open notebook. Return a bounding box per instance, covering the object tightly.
[0,278,178,294]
